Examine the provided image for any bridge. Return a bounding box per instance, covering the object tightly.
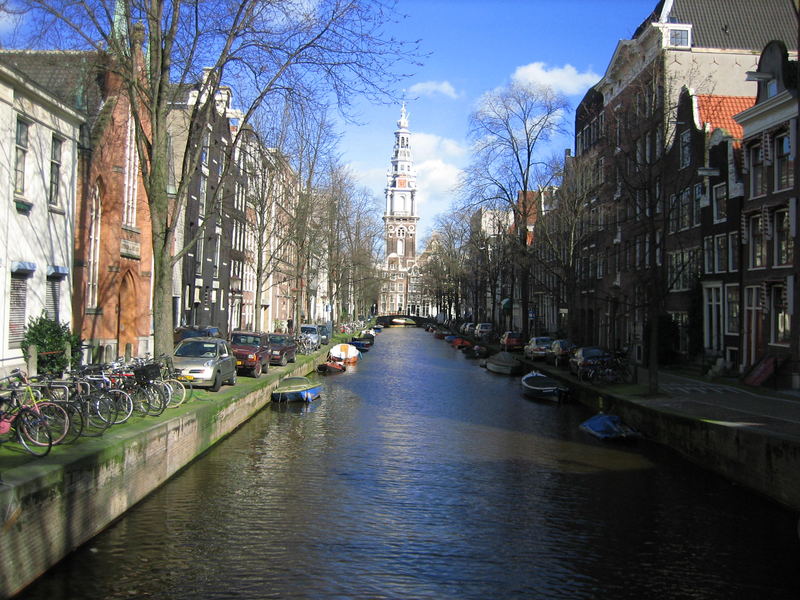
[375,314,433,328]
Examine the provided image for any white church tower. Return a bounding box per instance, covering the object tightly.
[379,104,421,315]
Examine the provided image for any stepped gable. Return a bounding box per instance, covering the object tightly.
[695,95,755,140]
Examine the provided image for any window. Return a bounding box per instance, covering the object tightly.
[703,236,713,273]
[679,188,691,230]
[749,214,765,268]
[669,28,690,47]
[123,116,138,227]
[692,183,702,225]
[668,194,678,233]
[774,209,793,266]
[712,183,727,223]
[46,276,60,322]
[725,285,739,335]
[680,130,691,168]
[195,236,204,275]
[200,131,210,166]
[775,133,794,191]
[198,173,207,220]
[728,232,739,272]
[668,248,699,291]
[87,185,102,308]
[715,234,727,273]
[49,136,63,206]
[9,273,28,348]
[213,229,221,278]
[750,145,766,197]
[15,119,29,195]
[771,285,791,345]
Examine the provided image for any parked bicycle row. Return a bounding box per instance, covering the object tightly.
[0,355,191,458]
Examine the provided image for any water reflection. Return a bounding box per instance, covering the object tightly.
[21,327,800,600]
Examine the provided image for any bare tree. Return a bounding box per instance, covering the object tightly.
[9,0,418,355]
[461,80,569,337]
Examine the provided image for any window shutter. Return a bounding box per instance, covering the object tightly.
[9,274,27,347]
[46,277,60,322]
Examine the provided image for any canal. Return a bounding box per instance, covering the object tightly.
[22,327,800,599]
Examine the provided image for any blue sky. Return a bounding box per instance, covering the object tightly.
[340,0,658,237]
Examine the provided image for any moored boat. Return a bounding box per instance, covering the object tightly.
[485,351,523,375]
[350,340,371,352]
[271,376,322,403]
[317,361,346,374]
[579,413,639,440]
[329,343,361,364]
[520,370,567,402]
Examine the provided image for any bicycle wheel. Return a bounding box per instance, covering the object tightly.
[147,384,168,416]
[36,401,71,445]
[108,389,134,424]
[87,394,117,432]
[57,401,84,444]
[16,408,52,456]
[165,378,190,407]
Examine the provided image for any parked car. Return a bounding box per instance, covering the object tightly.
[499,331,526,352]
[172,337,236,392]
[230,331,270,377]
[460,322,475,336]
[524,336,554,360]
[474,323,494,340]
[545,339,576,367]
[173,326,222,344]
[299,324,322,349]
[569,346,612,379]
[267,333,297,366]
[317,324,331,345]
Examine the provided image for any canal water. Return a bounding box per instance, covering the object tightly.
[22,327,800,599]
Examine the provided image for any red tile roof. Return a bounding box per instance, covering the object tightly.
[695,95,755,140]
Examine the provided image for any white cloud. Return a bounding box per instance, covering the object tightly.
[512,62,600,96]
[413,132,467,163]
[408,80,460,99]
[415,158,462,216]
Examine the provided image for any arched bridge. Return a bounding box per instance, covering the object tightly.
[375,314,433,328]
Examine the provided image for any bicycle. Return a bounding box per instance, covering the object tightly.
[4,370,71,446]
[0,379,53,456]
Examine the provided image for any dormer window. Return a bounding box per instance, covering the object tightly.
[668,28,690,47]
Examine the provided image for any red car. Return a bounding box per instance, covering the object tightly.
[230,331,270,377]
[499,331,526,352]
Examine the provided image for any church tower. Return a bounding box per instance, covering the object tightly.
[383,103,419,269]
[378,104,421,316]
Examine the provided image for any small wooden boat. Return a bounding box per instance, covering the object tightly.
[579,413,639,440]
[272,376,322,403]
[329,343,361,364]
[472,345,490,358]
[350,340,371,352]
[317,361,346,374]
[520,370,567,402]
[444,335,458,343]
[486,351,523,375]
[451,337,473,349]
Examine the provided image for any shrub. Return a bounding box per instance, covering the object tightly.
[21,313,82,375]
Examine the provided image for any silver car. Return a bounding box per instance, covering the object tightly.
[299,324,321,349]
[173,337,237,392]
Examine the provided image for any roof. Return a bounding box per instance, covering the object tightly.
[634,0,798,51]
[695,95,755,139]
[0,50,105,117]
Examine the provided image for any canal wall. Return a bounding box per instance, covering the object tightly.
[566,375,800,513]
[0,357,324,599]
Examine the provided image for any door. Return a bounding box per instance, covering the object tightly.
[743,286,763,367]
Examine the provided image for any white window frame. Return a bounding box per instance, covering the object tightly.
[712,182,727,223]
[49,135,63,206]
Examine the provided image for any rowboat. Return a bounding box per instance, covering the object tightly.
[486,351,523,375]
[317,361,346,374]
[520,370,567,402]
[579,413,639,440]
[271,376,322,403]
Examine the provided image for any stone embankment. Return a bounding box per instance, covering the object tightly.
[529,359,800,514]
[0,352,326,599]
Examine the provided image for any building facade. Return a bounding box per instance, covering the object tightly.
[0,58,83,374]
